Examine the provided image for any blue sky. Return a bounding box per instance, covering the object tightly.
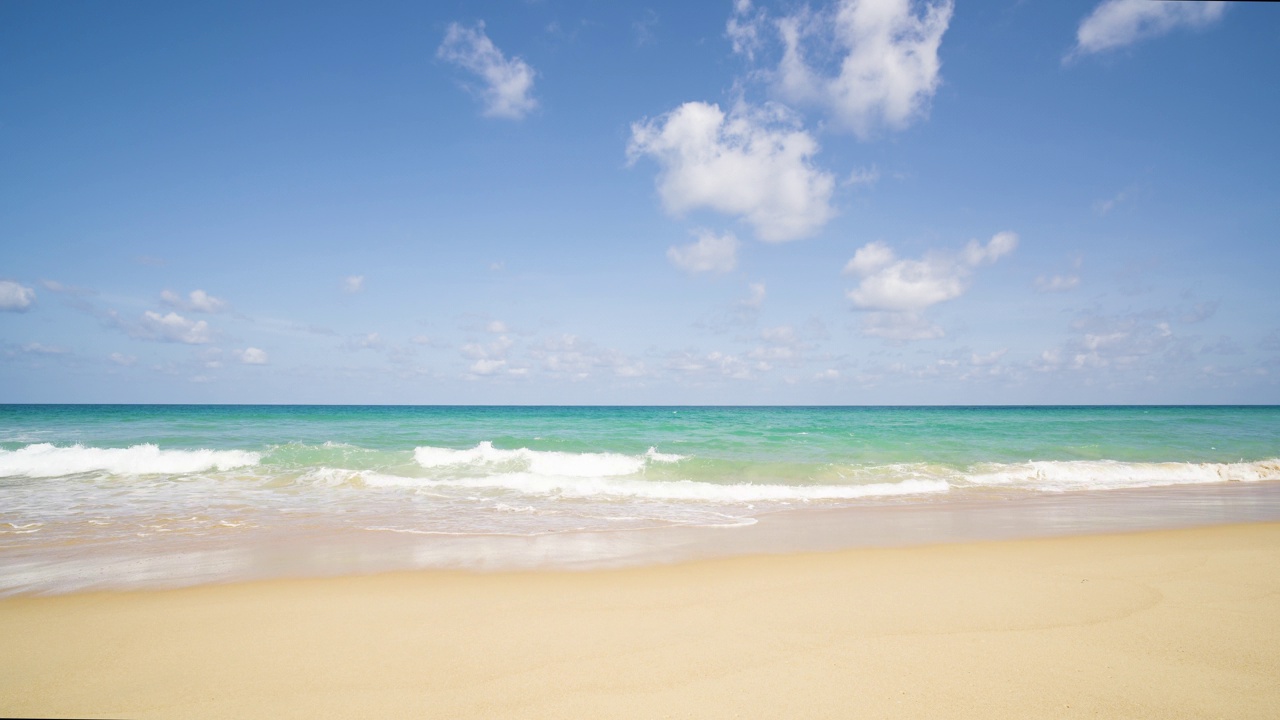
[1,0,1277,404]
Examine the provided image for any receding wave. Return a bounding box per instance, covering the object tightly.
[366,471,950,501]
[0,443,261,478]
[961,459,1280,491]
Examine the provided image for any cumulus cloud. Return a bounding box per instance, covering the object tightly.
[771,0,954,138]
[109,352,137,366]
[138,311,212,344]
[161,289,228,314]
[438,21,538,120]
[343,275,365,294]
[629,101,836,242]
[0,281,35,312]
[741,282,767,309]
[1070,0,1225,58]
[667,229,740,274]
[239,347,268,365]
[844,232,1017,340]
[486,320,509,334]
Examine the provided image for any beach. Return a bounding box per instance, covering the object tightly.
[2,405,1279,716]
[3,521,1278,719]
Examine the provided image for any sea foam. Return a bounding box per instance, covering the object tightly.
[380,472,949,501]
[414,441,683,478]
[962,459,1280,492]
[0,443,261,478]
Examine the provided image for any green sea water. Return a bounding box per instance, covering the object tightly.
[3,404,1278,462]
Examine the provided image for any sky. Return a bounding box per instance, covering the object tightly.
[1,0,1278,405]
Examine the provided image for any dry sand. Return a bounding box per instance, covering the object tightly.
[2,522,1278,719]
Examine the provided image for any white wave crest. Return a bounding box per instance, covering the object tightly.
[414,441,684,478]
[362,471,950,502]
[962,459,1280,492]
[0,443,261,478]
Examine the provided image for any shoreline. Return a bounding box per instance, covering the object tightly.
[4,478,1280,596]
[2,521,1278,718]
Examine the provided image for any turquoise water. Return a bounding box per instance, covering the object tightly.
[4,403,1278,462]
[1,405,1278,593]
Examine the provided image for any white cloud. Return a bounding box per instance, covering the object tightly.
[0,281,35,311]
[667,229,740,274]
[343,275,365,294]
[109,352,137,366]
[438,21,537,120]
[844,232,1017,340]
[845,232,1017,312]
[139,311,212,344]
[1036,274,1080,293]
[727,0,767,60]
[814,368,840,381]
[843,240,896,277]
[239,347,268,365]
[161,289,228,314]
[469,358,509,376]
[1071,0,1225,58]
[773,0,954,138]
[629,101,836,242]
[486,320,509,334]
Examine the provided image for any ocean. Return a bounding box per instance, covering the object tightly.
[2,404,1279,594]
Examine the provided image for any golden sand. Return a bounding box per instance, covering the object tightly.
[2,522,1278,719]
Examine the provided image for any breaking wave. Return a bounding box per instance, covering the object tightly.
[0,443,261,478]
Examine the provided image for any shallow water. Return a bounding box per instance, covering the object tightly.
[1,405,1278,594]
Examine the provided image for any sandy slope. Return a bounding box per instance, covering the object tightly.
[2,522,1278,719]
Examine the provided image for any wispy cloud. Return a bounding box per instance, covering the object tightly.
[668,230,740,274]
[1069,0,1226,59]
[438,21,538,120]
[1035,274,1080,293]
[343,275,365,294]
